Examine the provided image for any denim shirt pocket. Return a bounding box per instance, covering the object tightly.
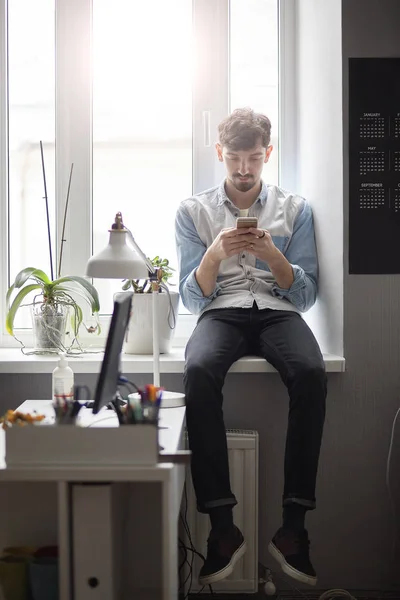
[255,235,290,272]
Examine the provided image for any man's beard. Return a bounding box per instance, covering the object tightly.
[231,174,256,192]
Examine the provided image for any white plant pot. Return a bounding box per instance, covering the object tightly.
[124,291,179,355]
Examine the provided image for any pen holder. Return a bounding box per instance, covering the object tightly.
[53,399,83,425]
[127,391,165,423]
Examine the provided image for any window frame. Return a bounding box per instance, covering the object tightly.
[278,0,297,191]
[0,0,8,345]
[55,0,93,281]
[0,0,286,349]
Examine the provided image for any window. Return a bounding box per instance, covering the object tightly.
[0,0,279,346]
[230,0,279,181]
[8,0,55,329]
[92,0,193,314]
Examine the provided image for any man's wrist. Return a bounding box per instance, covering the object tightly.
[204,248,222,269]
[267,249,294,289]
[265,247,284,269]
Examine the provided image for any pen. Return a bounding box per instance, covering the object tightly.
[70,401,82,419]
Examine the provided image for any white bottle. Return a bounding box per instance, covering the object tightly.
[52,354,74,401]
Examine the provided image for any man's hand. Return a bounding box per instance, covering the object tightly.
[244,227,280,263]
[246,227,294,289]
[196,226,294,296]
[206,227,254,264]
[195,227,253,297]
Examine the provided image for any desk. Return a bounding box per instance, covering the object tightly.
[0,400,187,600]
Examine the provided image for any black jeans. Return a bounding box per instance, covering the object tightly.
[183,305,327,514]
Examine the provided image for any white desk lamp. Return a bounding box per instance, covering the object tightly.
[86,212,168,393]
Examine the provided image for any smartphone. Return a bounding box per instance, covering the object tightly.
[236,217,258,229]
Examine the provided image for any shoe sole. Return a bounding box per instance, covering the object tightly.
[198,540,247,586]
[268,540,317,587]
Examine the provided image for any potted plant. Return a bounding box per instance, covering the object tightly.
[5,147,100,353]
[121,256,179,354]
[6,268,100,352]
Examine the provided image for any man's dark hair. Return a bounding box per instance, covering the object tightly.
[218,107,271,151]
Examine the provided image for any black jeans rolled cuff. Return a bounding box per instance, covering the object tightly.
[283,496,316,510]
[197,496,238,514]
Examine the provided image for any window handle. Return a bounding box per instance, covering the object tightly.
[203,110,211,147]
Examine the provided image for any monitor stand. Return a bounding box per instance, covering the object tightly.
[83,397,126,411]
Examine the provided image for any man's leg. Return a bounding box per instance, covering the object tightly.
[256,309,327,586]
[184,308,251,585]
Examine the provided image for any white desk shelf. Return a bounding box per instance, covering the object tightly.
[0,400,187,600]
[4,400,161,468]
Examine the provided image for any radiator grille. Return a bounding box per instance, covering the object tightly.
[181,429,259,593]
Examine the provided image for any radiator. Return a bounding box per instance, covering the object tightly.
[181,429,259,594]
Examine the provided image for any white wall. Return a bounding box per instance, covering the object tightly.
[285,0,344,356]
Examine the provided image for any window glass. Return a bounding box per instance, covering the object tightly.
[8,0,55,328]
[92,0,193,314]
[230,0,279,184]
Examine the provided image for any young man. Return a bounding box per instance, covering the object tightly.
[175,108,327,587]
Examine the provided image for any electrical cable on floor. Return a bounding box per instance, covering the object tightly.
[178,538,194,597]
[180,483,196,596]
[178,514,195,595]
[263,563,358,600]
[259,406,400,599]
[274,584,357,600]
[179,538,188,572]
[317,591,357,600]
[179,482,215,598]
[179,401,400,599]
[179,514,204,596]
[271,566,313,600]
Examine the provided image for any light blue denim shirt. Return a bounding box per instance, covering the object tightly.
[175,180,318,316]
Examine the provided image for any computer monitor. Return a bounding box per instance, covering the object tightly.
[92,292,133,414]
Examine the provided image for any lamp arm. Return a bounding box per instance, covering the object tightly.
[125,228,155,275]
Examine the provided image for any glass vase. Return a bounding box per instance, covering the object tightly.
[31,301,69,352]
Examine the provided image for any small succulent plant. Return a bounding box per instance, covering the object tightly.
[122,256,175,293]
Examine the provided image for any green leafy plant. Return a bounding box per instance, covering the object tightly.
[6,267,100,338]
[122,256,175,294]
[5,147,101,353]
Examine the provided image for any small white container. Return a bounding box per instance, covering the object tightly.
[52,355,74,401]
[123,291,180,354]
[128,390,185,409]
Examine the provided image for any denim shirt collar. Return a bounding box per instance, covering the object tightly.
[216,179,269,208]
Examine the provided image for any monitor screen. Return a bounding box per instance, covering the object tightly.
[92,292,133,414]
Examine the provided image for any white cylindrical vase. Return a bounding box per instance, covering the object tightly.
[124,291,179,355]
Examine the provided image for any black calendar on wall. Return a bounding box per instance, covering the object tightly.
[349,58,400,274]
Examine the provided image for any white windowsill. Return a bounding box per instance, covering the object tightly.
[0,348,345,374]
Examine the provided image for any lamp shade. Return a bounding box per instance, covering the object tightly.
[86,230,148,280]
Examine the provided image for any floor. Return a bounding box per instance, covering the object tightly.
[183,592,400,600]
[182,591,256,599]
